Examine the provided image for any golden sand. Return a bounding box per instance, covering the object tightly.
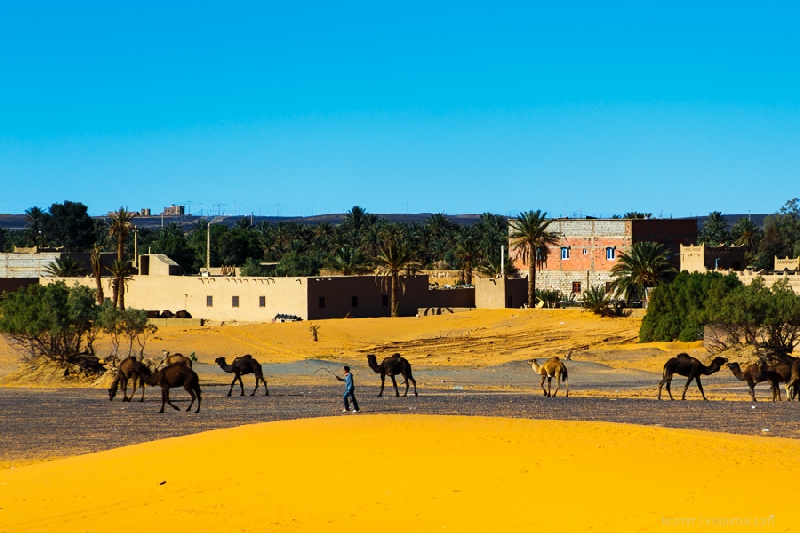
[0,415,791,532]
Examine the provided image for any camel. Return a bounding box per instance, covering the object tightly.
[529,357,569,398]
[139,363,202,413]
[215,355,269,397]
[657,354,727,400]
[159,350,193,369]
[783,359,800,400]
[726,362,777,402]
[108,356,148,402]
[367,353,417,397]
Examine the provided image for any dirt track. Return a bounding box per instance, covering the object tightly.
[2,380,799,465]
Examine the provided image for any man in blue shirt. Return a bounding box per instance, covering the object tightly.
[336,365,360,413]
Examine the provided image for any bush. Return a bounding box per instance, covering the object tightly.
[640,271,742,342]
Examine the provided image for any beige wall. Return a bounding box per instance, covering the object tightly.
[735,270,800,294]
[475,277,527,308]
[680,244,745,273]
[775,256,800,271]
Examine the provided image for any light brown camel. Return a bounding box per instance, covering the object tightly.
[159,350,193,369]
[726,362,777,402]
[108,356,148,402]
[139,363,202,413]
[367,353,417,397]
[529,357,569,397]
[215,355,269,396]
[657,353,727,400]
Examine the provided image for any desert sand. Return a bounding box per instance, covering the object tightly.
[0,415,791,532]
[0,309,787,531]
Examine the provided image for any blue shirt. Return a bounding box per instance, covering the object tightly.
[344,372,354,392]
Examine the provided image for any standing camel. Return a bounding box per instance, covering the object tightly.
[139,363,202,413]
[529,357,569,398]
[159,350,193,369]
[726,362,776,402]
[657,354,727,400]
[108,356,148,402]
[367,353,417,397]
[215,355,269,396]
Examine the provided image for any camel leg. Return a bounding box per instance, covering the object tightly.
[410,376,417,397]
[390,375,400,397]
[695,376,707,400]
[226,375,238,397]
[681,376,694,400]
[564,377,569,398]
[263,377,269,396]
[238,374,245,396]
[163,387,180,411]
[748,383,757,402]
[552,373,561,397]
[121,376,131,402]
[540,375,547,396]
[185,383,195,412]
[378,374,385,397]
[403,373,410,397]
[139,377,146,402]
[250,376,259,397]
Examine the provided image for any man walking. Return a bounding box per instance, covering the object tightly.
[336,365,360,413]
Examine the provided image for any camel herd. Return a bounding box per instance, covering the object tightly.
[106,347,800,413]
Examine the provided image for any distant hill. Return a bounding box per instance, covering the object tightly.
[0,212,772,231]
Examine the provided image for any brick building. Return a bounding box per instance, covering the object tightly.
[510,218,696,297]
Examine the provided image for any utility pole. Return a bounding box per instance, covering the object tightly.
[207,223,211,270]
[500,245,505,277]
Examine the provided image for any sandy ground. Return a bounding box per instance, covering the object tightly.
[0,415,793,532]
[0,309,791,531]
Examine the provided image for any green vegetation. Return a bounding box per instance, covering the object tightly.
[0,282,156,370]
[640,271,742,342]
[509,210,559,308]
[582,285,613,316]
[610,241,677,307]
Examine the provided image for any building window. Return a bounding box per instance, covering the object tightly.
[232,296,239,308]
[583,248,588,255]
[572,282,582,294]
[319,297,326,309]
[561,247,570,260]
[259,296,266,307]
[606,247,616,260]
[351,296,358,308]
[605,282,614,294]
[206,296,213,307]
[382,295,389,307]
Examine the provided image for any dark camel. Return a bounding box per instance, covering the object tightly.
[529,357,569,397]
[215,355,269,396]
[139,363,202,413]
[726,362,777,402]
[367,353,417,397]
[786,360,800,400]
[108,356,148,402]
[657,353,728,400]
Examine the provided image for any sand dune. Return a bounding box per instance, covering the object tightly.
[0,415,791,532]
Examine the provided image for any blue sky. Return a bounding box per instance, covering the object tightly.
[1,1,798,218]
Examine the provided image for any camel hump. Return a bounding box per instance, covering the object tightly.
[391,353,402,359]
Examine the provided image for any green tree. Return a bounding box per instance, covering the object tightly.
[24,206,48,247]
[454,226,480,285]
[610,242,676,308]
[42,201,95,252]
[106,260,135,310]
[108,207,137,261]
[44,255,85,277]
[509,210,560,307]
[374,243,418,317]
[327,245,372,275]
[698,211,731,247]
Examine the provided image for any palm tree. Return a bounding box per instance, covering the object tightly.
[454,226,480,285]
[328,245,372,275]
[699,211,730,247]
[89,244,105,304]
[374,243,418,317]
[108,208,137,261]
[24,206,47,247]
[44,255,84,277]
[106,260,135,310]
[509,210,560,307]
[731,217,761,265]
[609,241,676,308]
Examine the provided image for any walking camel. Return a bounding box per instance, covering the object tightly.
[529,357,569,397]
[726,362,775,402]
[367,353,417,397]
[786,359,800,400]
[657,353,727,400]
[108,356,148,402]
[215,355,269,396]
[139,362,202,413]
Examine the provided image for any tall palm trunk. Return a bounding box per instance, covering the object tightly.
[391,272,400,317]
[528,247,536,308]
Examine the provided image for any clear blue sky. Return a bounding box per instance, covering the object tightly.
[1,1,798,218]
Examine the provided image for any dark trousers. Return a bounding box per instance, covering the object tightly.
[344,389,359,411]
